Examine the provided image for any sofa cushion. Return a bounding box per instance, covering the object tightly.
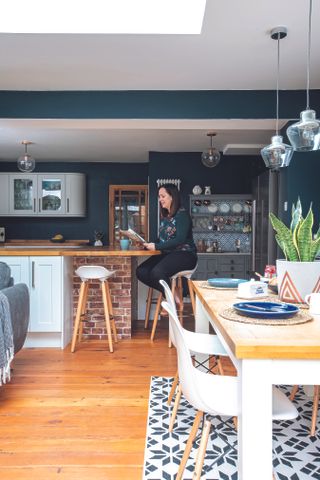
[0,262,12,290]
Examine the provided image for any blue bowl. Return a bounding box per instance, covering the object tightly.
[233,301,299,319]
[207,278,247,289]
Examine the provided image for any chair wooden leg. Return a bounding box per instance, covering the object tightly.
[169,385,182,432]
[71,281,87,353]
[101,281,114,353]
[78,281,89,342]
[167,371,179,405]
[290,385,299,401]
[217,357,225,375]
[192,417,211,480]
[188,278,196,316]
[310,385,320,436]
[144,287,153,329]
[150,293,162,341]
[105,280,118,343]
[176,410,203,480]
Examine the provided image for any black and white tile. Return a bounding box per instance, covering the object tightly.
[143,377,320,480]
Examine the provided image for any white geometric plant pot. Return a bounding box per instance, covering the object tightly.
[276,259,320,304]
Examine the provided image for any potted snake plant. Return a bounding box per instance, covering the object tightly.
[269,198,320,303]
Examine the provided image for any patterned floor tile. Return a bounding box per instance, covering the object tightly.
[143,377,320,480]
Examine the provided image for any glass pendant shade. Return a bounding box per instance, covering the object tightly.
[261,26,291,170]
[201,148,220,168]
[261,135,293,171]
[287,0,320,152]
[17,154,35,172]
[201,132,221,168]
[17,141,35,172]
[286,109,320,152]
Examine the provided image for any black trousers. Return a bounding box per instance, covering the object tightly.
[136,251,197,295]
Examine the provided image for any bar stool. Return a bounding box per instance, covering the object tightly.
[71,265,118,353]
[144,264,198,342]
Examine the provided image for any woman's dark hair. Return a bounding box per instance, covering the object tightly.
[158,183,181,217]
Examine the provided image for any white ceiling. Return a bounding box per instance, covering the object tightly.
[0,0,319,163]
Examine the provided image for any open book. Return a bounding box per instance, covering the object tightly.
[120,228,147,244]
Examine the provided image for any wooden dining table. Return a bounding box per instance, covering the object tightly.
[192,280,320,480]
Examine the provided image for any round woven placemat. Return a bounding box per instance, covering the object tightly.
[219,307,313,326]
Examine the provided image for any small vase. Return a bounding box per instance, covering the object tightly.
[204,186,211,195]
[192,185,202,195]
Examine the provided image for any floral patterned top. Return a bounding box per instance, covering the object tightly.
[155,208,196,254]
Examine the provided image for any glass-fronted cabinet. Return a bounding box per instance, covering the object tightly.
[38,174,65,214]
[109,185,148,245]
[9,174,37,215]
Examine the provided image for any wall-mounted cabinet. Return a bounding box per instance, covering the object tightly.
[109,185,148,245]
[0,172,86,217]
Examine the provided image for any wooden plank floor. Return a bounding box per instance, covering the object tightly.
[0,310,235,480]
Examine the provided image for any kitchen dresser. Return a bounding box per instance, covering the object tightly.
[190,194,253,280]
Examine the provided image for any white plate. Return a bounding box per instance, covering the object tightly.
[208,203,218,213]
[232,203,242,213]
[219,202,230,214]
[243,204,251,213]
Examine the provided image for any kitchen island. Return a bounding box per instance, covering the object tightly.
[0,244,159,348]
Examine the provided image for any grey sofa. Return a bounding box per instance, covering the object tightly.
[0,262,29,354]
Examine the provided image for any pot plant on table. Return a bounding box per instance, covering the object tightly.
[269,198,320,303]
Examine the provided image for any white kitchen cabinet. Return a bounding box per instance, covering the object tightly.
[0,255,73,348]
[0,174,10,215]
[65,173,86,216]
[0,172,86,217]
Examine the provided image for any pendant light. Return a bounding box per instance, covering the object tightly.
[17,140,36,173]
[261,26,293,171]
[201,132,220,168]
[286,0,320,151]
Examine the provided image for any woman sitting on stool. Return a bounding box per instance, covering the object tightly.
[136,183,197,307]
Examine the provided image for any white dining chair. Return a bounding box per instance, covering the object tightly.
[160,279,228,432]
[162,300,299,480]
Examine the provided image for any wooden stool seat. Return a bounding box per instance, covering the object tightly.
[71,265,118,353]
[144,265,197,342]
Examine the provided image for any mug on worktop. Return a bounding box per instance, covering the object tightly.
[305,292,320,314]
[120,238,130,250]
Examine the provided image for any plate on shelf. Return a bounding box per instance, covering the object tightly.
[219,202,230,214]
[232,301,299,319]
[243,203,251,213]
[232,203,243,214]
[208,203,218,213]
[207,278,247,289]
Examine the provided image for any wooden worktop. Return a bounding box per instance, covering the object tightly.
[192,280,320,360]
[0,240,159,257]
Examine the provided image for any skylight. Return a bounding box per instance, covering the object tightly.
[0,0,206,34]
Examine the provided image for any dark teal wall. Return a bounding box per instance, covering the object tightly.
[0,90,319,119]
[0,162,148,243]
[284,150,320,228]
